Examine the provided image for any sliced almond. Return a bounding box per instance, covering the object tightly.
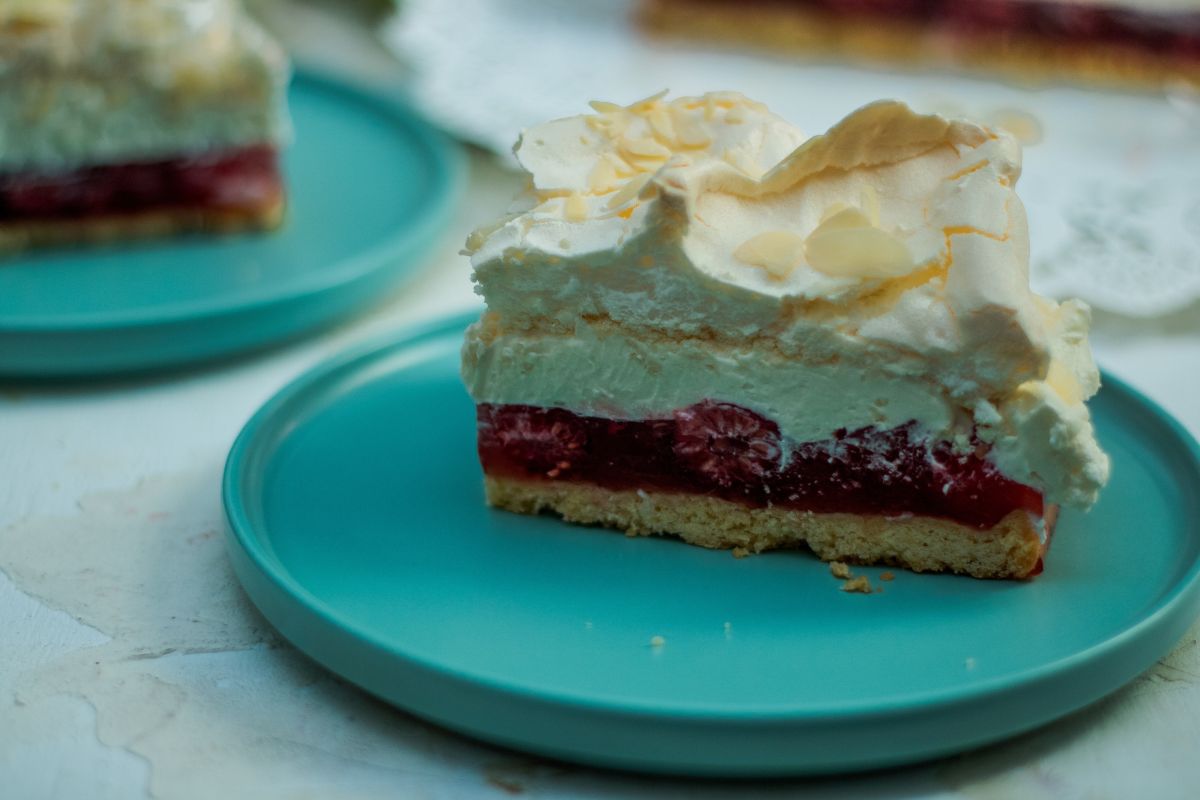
[805,227,914,279]
[588,100,624,113]
[564,192,588,222]
[585,112,629,139]
[627,89,669,111]
[588,158,619,194]
[734,231,806,280]
[647,107,676,144]
[621,136,671,160]
[859,185,881,226]
[816,205,875,231]
[603,151,637,178]
[605,173,654,210]
[669,106,712,148]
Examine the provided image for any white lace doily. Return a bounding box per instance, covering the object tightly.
[386,0,1200,316]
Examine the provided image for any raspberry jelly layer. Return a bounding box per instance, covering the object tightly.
[476,401,1045,530]
[0,145,283,222]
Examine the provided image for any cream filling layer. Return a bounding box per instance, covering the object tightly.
[462,317,1108,507]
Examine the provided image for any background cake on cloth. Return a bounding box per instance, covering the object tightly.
[461,91,1110,579]
[0,0,292,250]
[638,0,1200,91]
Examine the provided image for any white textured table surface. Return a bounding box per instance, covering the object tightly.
[4,15,1200,800]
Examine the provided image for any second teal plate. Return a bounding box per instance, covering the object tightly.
[0,73,462,377]
[223,313,1200,776]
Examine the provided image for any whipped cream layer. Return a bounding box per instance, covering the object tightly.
[463,92,1110,508]
[0,0,291,172]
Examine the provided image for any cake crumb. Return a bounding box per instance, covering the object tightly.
[723,621,732,638]
[584,621,593,630]
[732,546,750,559]
[829,561,852,579]
[840,576,872,594]
[880,571,895,582]
[650,635,666,648]
[965,657,977,671]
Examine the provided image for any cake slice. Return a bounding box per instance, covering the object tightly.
[638,0,1200,91]
[0,0,291,251]
[461,91,1110,579]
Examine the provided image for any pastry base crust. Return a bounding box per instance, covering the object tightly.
[0,194,285,253]
[638,0,1200,91]
[485,475,1052,579]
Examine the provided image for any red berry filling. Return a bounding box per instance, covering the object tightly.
[477,402,1044,530]
[0,145,282,222]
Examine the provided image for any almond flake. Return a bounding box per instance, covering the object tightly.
[605,173,654,209]
[805,226,914,279]
[817,205,875,231]
[627,89,669,110]
[669,107,712,148]
[584,113,629,138]
[588,159,619,193]
[734,231,806,280]
[860,185,881,226]
[603,151,636,177]
[584,115,613,132]
[647,107,676,143]
[564,192,588,222]
[628,157,668,173]
[819,202,852,223]
[588,100,624,113]
[621,136,671,160]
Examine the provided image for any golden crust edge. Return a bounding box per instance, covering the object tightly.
[485,474,1049,580]
[0,194,286,253]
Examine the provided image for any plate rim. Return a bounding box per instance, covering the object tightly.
[222,310,1200,725]
[0,70,465,332]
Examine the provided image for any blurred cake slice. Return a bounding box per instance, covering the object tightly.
[0,0,291,250]
[461,91,1110,579]
[639,0,1200,91]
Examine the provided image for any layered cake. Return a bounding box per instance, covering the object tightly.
[0,0,292,250]
[462,91,1110,579]
[638,1,1200,91]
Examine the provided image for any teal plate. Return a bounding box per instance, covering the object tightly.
[223,313,1200,776]
[0,73,462,377]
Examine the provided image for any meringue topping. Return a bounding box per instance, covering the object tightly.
[463,92,1110,507]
